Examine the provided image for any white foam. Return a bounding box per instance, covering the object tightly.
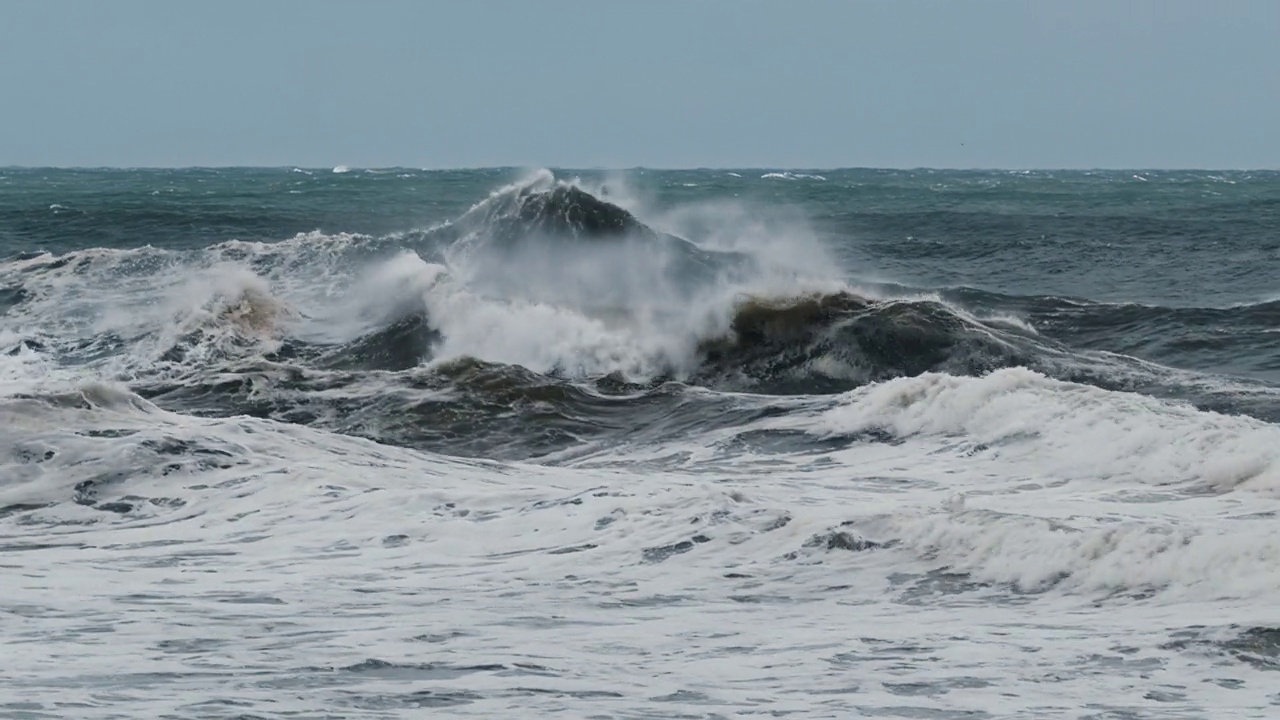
[0,331,54,397]
[797,368,1280,493]
[974,311,1039,335]
[4,379,1277,715]
[856,505,1280,600]
[750,369,1280,604]
[761,172,827,181]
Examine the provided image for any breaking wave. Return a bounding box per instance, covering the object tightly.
[3,170,1279,463]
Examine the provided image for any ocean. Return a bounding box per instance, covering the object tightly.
[2,166,1279,718]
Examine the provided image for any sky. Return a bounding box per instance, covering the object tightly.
[1,0,1276,169]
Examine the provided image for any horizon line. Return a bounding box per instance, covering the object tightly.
[2,164,1277,173]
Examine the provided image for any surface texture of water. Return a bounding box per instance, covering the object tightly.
[3,167,1279,718]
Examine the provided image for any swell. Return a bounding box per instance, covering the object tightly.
[0,167,480,254]
[6,171,1280,463]
[693,292,1031,394]
[942,287,1280,381]
[133,357,790,462]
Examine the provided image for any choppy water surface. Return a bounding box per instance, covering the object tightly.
[3,167,1280,718]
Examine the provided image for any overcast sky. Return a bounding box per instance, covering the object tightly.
[2,0,1276,169]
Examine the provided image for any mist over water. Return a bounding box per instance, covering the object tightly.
[3,167,1280,718]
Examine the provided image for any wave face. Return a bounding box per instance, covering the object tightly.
[4,167,1280,717]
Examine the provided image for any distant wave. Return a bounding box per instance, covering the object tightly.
[761,172,826,181]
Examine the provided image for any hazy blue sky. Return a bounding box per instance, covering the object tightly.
[2,1,1276,169]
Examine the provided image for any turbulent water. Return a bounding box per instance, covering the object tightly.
[3,166,1280,718]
